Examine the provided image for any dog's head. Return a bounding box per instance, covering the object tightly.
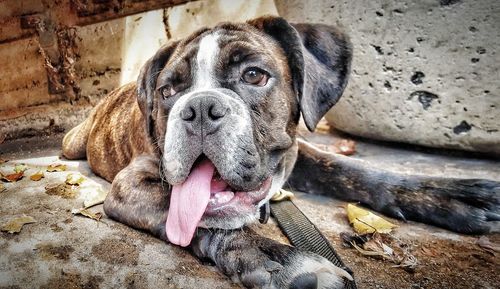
[137,16,351,246]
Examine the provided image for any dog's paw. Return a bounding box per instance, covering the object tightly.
[378,178,500,234]
[194,231,352,289]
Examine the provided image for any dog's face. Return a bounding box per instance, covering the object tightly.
[137,17,351,245]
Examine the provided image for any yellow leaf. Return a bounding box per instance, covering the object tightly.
[271,189,294,202]
[71,208,102,222]
[45,183,77,199]
[346,204,398,234]
[1,215,37,233]
[30,171,45,181]
[47,164,67,172]
[0,183,4,192]
[65,173,84,186]
[14,164,27,173]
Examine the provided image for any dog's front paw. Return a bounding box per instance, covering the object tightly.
[377,178,500,234]
[266,249,352,289]
[192,229,352,289]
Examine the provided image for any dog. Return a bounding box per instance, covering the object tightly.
[62,16,499,288]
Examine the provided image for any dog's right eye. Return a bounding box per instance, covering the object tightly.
[161,86,177,99]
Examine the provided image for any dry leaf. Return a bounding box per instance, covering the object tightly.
[14,164,27,173]
[83,187,108,208]
[271,189,294,202]
[65,173,85,186]
[45,183,77,199]
[420,246,439,257]
[1,216,37,233]
[30,171,45,181]
[317,140,356,156]
[47,164,67,172]
[348,232,417,270]
[477,236,499,254]
[1,171,24,182]
[334,139,356,155]
[351,242,390,259]
[346,203,398,234]
[315,119,331,133]
[0,183,5,192]
[72,208,102,222]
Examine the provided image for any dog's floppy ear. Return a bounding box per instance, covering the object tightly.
[248,17,352,131]
[137,41,179,138]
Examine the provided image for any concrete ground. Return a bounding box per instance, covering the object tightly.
[0,128,499,289]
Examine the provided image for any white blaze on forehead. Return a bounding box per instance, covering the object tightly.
[195,32,221,89]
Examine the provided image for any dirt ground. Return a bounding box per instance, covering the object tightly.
[0,129,499,289]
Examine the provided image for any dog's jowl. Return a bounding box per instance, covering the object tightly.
[62,16,499,288]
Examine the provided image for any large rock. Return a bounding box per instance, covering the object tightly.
[276,0,500,155]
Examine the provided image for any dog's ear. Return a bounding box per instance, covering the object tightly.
[248,17,352,131]
[137,41,179,137]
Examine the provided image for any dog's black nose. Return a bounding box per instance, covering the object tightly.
[180,96,229,135]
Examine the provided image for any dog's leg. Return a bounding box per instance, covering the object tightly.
[287,139,500,234]
[103,155,169,239]
[192,227,352,289]
[62,108,97,160]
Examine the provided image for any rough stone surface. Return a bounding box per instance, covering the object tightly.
[275,0,500,155]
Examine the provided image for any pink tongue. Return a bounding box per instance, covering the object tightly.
[166,159,215,247]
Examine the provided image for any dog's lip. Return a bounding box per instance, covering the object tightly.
[204,177,272,217]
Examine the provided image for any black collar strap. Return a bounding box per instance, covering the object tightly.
[269,191,357,289]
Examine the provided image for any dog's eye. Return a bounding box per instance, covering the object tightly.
[161,86,176,99]
[242,68,268,86]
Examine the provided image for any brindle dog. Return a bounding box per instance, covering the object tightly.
[62,16,499,288]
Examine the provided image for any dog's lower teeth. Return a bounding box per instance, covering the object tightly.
[210,191,234,205]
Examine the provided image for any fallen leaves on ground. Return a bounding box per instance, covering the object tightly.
[333,139,356,155]
[65,173,84,186]
[45,183,78,199]
[71,208,103,222]
[14,164,27,173]
[420,245,440,257]
[1,215,37,233]
[83,187,108,208]
[346,203,398,234]
[315,119,331,133]
[271,189,294,201]
[476,236,499,255]
[47,163,67,172]
[0,183,5,192]
[341,232,418,271]
[30,171,45,181]
[317,139,356,156]
[1,171,24,182]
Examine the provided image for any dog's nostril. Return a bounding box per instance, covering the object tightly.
[208,104,227,120]
[181,107,196,121]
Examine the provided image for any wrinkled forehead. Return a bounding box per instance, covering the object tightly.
[167,24,285,68]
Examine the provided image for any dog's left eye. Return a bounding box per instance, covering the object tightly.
[161,86,177,99]
[242,68,269,86]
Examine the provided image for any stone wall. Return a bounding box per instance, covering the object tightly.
[276,0,500,155]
